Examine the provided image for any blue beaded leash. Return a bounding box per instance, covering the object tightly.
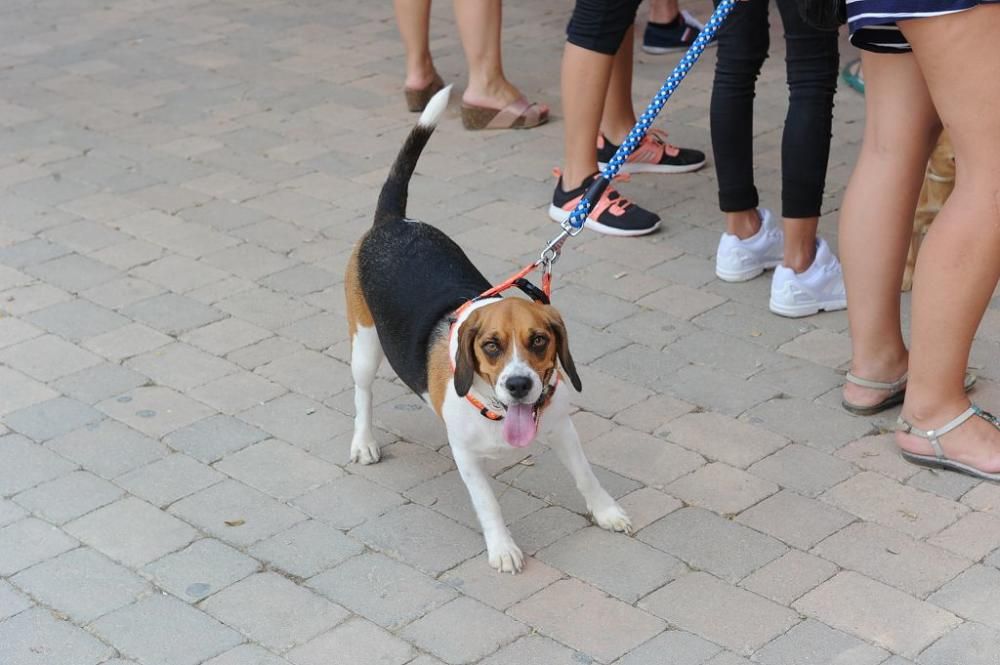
[537,0,736,271]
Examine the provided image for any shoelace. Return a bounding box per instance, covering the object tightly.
[551,168,638,218]
[646,128,681,158]
[602,186,634,214]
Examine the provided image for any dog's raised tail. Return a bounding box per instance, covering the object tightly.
[374,84,452,226]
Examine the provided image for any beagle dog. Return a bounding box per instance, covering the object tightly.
[344,87,631,573]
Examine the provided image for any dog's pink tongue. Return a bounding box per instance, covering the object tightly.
[503,404,536,448]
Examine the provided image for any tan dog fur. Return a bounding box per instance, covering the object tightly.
[904,131,955,291]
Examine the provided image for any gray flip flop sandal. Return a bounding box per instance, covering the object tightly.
[842,371,977,416]
[896,404,1000,482]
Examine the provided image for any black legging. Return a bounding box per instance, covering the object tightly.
[710,0,839,219]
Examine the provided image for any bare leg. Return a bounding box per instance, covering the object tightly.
[452,0,521,109]
[600,25,638,144]
[894,6,1000,471]
[840,51,939,409]
[648,0,680,23]
[727,209,762,239]
[451,445,523,573]
[782,217,817,272]
[560,43,616,188]
[393,0,437,90]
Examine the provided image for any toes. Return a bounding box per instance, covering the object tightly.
[488,542,524,574]
[350,440,381,465]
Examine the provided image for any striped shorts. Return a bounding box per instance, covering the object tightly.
[848,0,1000,52]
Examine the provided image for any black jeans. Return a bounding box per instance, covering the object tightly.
[710,0,839,218]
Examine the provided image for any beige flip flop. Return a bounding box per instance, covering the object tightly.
[460,97,549,130]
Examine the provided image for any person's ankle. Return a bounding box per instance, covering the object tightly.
[783,242,817,273]
[599,126,634,147]
[725,209,761,240]
[405,55,436,90]
[648,9,680,25]
[558,166,595,192]
[850,349,909,383]
[901,393,972,428]
[463,75,519,107]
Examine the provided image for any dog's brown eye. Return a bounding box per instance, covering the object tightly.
[531,335,548,349]
[482,341,501,356]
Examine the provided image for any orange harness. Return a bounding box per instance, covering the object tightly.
[448,261,557,421]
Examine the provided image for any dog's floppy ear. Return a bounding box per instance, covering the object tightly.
[453,313,480,397]
[543,305,582,392]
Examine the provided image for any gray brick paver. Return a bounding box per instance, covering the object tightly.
[91,594,242,665]
[639,572,799,656]
[10,547,150,623]
[200,572,349,653]
[0,607,114,665]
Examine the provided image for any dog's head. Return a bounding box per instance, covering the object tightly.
[453,298,581,446]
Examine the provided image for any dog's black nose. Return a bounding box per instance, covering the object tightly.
[505,376,532,400]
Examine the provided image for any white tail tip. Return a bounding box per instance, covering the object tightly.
[418,84,452,128]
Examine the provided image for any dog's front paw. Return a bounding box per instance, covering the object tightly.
[486,536,524,574]
[350,435,381,465]
[592,502,633,536]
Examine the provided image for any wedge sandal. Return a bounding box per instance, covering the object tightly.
[842,371,977,416]
[896,404,1000,481]
[460,97,548,130]
[404,74,445,112]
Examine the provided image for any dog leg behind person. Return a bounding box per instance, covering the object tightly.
[451,445,524,573]
[548,416,632,534]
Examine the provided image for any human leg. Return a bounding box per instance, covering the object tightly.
[839,51,940,410]
[712,0,786,281]
[757,0,845,315]
[452,0,519,108]
[894,6,1000,472]
[774,0,839,270]
[393,0,439,93]
[710,0,769,235]
[550,0,661,236]
[649,0,679,23]
[595,20,706,175]
[599,24,637,144]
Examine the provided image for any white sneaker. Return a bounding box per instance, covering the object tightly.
[715,208,784,282]
[769,238,847,317]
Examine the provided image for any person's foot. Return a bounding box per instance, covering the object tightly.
[549,172,660,237]
[897,404,1000,474]
[597,129,705,174]
[769,238,847,317]
[461,78,524,111]
[715,208,783,282]
[641,10,715,54]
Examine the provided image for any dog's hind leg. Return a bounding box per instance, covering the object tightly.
[346,250,383,465]
[548,418,632,535]
[349,325,384,464]
[451,445,523,573]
